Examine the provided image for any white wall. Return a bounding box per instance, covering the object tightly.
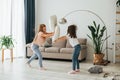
[35,0,116,61]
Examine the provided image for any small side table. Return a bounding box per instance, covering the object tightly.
[2,48,13,63]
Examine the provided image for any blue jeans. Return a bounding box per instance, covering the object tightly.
[27,43,43,67]
[72,44,81,70]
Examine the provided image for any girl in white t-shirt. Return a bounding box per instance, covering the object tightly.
[54,24,81,74]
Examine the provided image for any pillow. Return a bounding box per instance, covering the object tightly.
[49,15,57,32]
[52,25,60,42]
[52,39,66,48]
[88,66,103,74]
[66,39,72,48]
[44,38,52,47]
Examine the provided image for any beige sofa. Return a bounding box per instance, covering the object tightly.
[26,38,87,61]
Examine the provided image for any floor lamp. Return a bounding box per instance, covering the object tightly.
[59,10,110,64]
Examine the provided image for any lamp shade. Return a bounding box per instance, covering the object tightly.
[59,18,67,24]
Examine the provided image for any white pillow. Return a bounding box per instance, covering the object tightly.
[52,25,60,42]
[49,15,57,32]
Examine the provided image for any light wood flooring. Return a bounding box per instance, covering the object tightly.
[0,58,120,80]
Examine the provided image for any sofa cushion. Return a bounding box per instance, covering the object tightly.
[60,45,86,54]
[39,47,45,52]
[66,38,87,48]
[60,48,74,54]
[52,40,66,48]
[45,47,60,53]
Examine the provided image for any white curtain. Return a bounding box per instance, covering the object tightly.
[0,0,25,59]
[0,0,11,36]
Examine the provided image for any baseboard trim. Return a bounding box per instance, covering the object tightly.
[4,56,24,60]
[26,56,86,62]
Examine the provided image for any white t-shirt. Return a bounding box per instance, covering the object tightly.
[66,35,79,47]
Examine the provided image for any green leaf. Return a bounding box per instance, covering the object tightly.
[116,0,120,6]
[87,34,92,40]
[93,21,97,28]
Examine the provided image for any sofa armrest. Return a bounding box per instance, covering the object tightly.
[80,45,87,60]
[81,45,87,49]
[26,43,31,48]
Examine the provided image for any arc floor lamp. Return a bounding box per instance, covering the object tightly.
[59,10,110,63]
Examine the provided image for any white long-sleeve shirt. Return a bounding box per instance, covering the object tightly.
[66,35,79,47]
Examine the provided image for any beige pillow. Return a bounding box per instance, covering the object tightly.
[52,39,66,48]
[66,39,72,48]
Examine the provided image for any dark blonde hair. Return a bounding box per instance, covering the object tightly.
[67,24,77,38]
[38,24,46,32]
[33,24,46,41]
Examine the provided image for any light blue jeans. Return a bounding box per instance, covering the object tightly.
[27,43,43,67]
[72,44,81,70]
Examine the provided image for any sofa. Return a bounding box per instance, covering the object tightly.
[26,38,87,61]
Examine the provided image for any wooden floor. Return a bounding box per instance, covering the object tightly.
[0,58,120,80]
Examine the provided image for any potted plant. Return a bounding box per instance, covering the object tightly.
[87,21,108,65]
[118,30,120,34]
[116,0,120,7]
[0,35,14,49]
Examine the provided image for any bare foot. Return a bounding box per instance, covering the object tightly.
[68,70,77,74]
[40,67,47,70]
[75,69,80,72]
[26,62,31,68]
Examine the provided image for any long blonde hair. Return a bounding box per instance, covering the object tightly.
[38,24,46,32]
[33,24,46,42]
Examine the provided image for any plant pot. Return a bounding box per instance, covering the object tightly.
[93,53,104,65]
